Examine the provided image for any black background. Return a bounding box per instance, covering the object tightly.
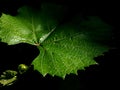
[0,0,119,90]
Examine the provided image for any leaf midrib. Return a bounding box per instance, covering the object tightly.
[31,16,38,45]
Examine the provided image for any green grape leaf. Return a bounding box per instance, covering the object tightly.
[0,3,112,78]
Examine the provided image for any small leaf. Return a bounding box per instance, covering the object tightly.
[0,3,112,78]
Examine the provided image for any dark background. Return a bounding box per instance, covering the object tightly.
[0,0,119,90]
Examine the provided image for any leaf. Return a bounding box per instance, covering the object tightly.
[0,3,64,45]
[0,3,112,78]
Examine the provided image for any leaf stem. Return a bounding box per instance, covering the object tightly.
[39,26,56,44]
